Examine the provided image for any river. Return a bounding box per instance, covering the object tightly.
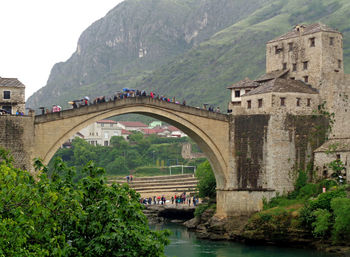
[151,223,334,257]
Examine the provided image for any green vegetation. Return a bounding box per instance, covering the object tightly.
[50,134,204,177]
[194,160,216,217]
[246,167,350,244]
[0,149,169,256]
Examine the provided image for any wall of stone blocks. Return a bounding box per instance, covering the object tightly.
[230,113,328,195]
[0,116,35,171]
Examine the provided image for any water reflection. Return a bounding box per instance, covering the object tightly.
[151,223,334,257]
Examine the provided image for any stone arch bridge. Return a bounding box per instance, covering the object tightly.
[0,97,327,217]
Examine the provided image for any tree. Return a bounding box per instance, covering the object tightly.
[195,160,216,199]
[0,149,169,256]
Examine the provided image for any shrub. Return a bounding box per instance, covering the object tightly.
[311,209,332,238]
[331,197,350,241]
[195,160,216,199]
[0,152,169,256]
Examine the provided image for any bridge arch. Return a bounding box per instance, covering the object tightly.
[33,97,230,190]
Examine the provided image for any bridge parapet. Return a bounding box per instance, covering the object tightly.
[35,97,228,124]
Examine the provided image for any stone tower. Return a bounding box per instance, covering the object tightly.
[266,23,343,100]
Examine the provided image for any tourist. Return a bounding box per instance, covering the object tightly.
[193,196,196,206]
[126,175,130,183]
[157,196,161,205]
[182,100,186,106]
[153,196,156,205]
[216,107,221,113]
[130,175,133,182]
[171,196,174,204]
[148,197,152,205]
[188,198,191,206]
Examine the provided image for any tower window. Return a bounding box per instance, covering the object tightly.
[283,63,287,70]
[338,60,342,69]
[292,63,297,71]
[296,98,301,106]
[280,97,286,106]
[303,61,308,70]
[3,91,10,99]
[309,37,315,47]
[288,42,293,52]
[247,100,251,109]
[304,76,309,83]
[290,77,295,80]
[258,99,263,108]
[307,98,311,106]
[330,37,334,46]
[235,90,240,97]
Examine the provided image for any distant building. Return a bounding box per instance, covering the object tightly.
[116,121,148,131]
[149,120,162,128]
[80,120,121,146]
[0,77,25,114]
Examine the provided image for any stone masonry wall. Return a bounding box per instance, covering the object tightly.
[234,115,270,189]
[0,116,35,171]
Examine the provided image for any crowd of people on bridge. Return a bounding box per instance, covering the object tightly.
[139,192,198,207]
[41,87,222,114]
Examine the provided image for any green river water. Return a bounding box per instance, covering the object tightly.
[151,223,334,257]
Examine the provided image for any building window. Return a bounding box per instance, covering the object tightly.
[296,98,301,106]
[304,76,309,83]
[288,42,293,52]
[307,98,311,106]
[96,133,98,136]
[283,63,287,70]
[309,37,315,47]
[258,99,263,108]
[2,106,11,114]
[274,46,278,54]
[235,90,240,98]
[245,89,251,94]
[303,61,308,70]
[280,97,286,106]
[104,141,109,146]
[104,132,108,139]
[101,123,104,127]
[110,123,113,127]
[3,91,10,99]
[247,100,251,109]
[292,63,297,71]
[330,37,334,46]
[336,154,341,160]
[338,59,342,69]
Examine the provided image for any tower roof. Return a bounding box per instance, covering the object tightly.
[227,77,259,89]
[268,23,341,43]
[244,78,318,96]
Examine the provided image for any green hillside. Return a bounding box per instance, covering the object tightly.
[27,0,350,112]
[138,0,350,110]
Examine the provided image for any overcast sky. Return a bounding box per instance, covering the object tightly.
[0,0,124,99]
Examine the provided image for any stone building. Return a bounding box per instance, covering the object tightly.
[228,22,350,183]
[0,77,25,114]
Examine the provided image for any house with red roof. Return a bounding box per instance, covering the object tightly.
[116,121,148,131]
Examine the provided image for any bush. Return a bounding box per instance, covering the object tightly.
[194,202,216,217]
[331,197,350,241]
[0,152,169,257]
[311,209,332,238]
[195,160,216,199]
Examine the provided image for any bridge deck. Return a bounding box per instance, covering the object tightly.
[34,96,228,123]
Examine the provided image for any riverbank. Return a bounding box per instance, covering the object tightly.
[183,208,350,256]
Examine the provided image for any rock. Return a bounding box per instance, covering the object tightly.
[184,216,200,229]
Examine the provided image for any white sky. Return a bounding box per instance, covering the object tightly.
[0,0,124,100]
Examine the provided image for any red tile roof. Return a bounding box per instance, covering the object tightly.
[121,129,132,135]
[167,126,180,132]
[142,128,165,134]
[117,121,148,127]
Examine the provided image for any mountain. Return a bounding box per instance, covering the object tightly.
[27,0,350,111]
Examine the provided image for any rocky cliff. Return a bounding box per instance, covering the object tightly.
[27,0,350,111]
